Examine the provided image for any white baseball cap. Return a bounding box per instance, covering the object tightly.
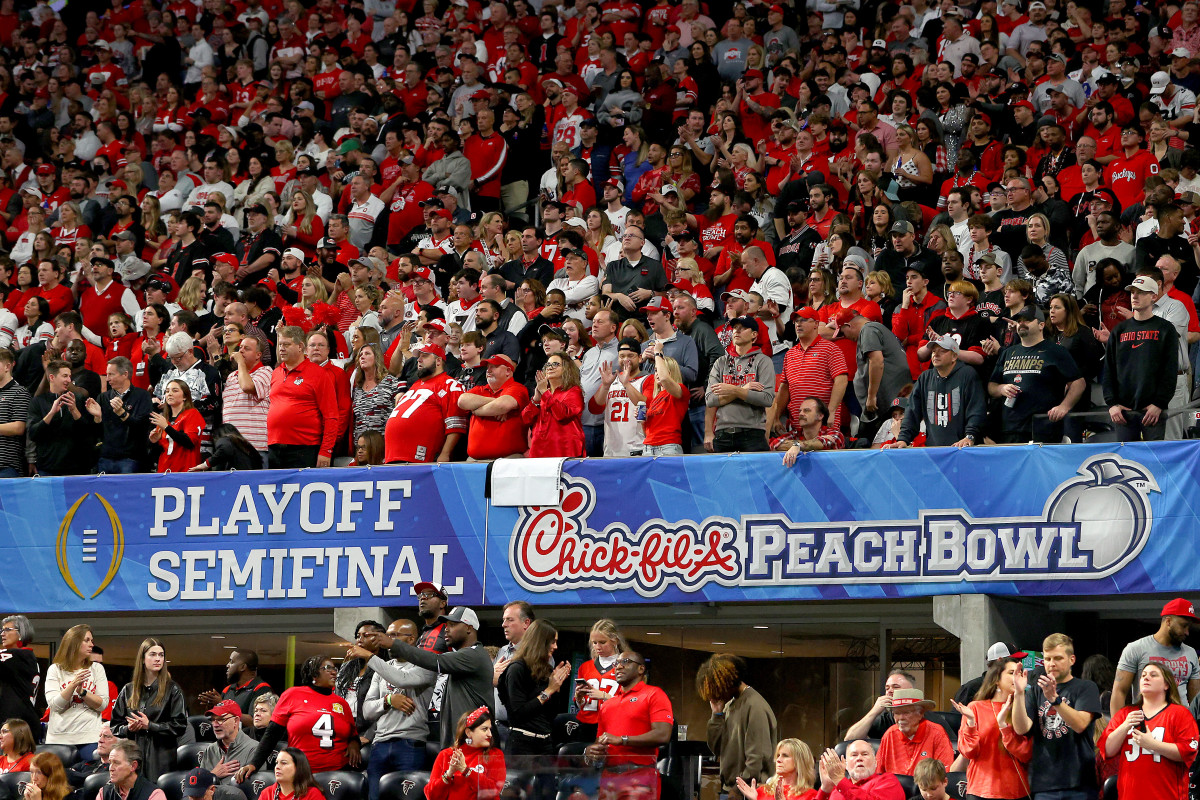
[986,642,1029,661]
[1151,71,1171,94]
[439,607,481,630]
[282,247,307,262]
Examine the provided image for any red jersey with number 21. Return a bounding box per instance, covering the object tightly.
[271,685,357,773]
[1100,703,1197,800]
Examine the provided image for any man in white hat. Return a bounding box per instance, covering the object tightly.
[1103,271,1181,441]
[1007,0,1048,59]
[875,689,955,775]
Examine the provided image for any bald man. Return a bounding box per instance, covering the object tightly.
[356,620,436,800]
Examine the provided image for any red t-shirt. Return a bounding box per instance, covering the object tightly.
[639,374,688,447]
[271,685,358,773]
[384,372,467,463]
[465,379,530,459]
[156,407,204,473]
[700,214,737,254]
[1100,704,1198,800]
[1107,149,1160,210]
[596,680,674,766]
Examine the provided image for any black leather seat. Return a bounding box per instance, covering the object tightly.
[158,770,193,800]
[175,743,209,771]
[314,771,365,800]
[188,716,216,743]
[1103,774,1117,800]
[833,739,881,758]
[82,771,110,800]
[36,744,79,767]
[945,771,969,800]
[239,771,277,800]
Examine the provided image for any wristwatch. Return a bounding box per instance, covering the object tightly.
[1051,696,1064,706]
[621,735,628,745]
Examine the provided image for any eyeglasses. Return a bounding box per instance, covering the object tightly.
[668,151,684,157]
[320,664,338,672]
[214,715,239,723]
[615,658,640,666]
[418,590,441,599]
[544,362,562,369]
[0,628,16,634]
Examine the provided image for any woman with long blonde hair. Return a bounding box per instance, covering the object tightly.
[45,625,107,745]
[281,189,324,259]
[569,619,627,741]
[110,638,187,779]
[141,195,167,255]
[176,277,206,313]
[736,739,818,800]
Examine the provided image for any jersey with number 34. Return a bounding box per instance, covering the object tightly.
[1101,703,1198,800]
[272,685,358,772]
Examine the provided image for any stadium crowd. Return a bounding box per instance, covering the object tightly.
[0,0,1199,471]
[2,594,1200,800]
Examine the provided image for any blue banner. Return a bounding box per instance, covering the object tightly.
[9,443,1200,613]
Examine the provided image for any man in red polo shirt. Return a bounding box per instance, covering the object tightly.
[769,307,849,434]
[457,354,530,459]
[873,689,955,775]
[266,325,338,469]
[585,650,674,800]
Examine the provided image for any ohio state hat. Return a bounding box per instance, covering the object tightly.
[1162,598,1199,620]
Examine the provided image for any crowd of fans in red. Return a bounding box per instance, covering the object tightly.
[0,0,1197,474]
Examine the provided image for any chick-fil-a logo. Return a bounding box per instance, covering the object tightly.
[508,455,1160,596]
[509,475,742,596]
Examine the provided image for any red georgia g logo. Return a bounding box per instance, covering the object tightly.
[509,476,741,596]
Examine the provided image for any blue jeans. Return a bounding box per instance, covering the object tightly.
[1032,790,1097,800]
[584,424,604,457]
[96,457,139,474]
[368,738,425,800]
[643,443,684,456]
[0,467,20,478]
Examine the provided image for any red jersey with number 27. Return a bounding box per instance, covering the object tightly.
[271,685,358,773]
[384,372,467,463]
[1100,704,1198,800]
[574,658,620,724]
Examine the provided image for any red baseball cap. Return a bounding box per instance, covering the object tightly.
[205,700,242,718]
[257,278,278,293]
[744,69,765,80]
[423,318,451,334]
[35,164,55,176]
[832,307,860,326]
[792,307,822,321]
[1162,598,1200,620]
[641,296,671,314]
[413,342,447,359]
[212,252,239,269]
[482,353,516,370]
[433,208,453,220]
[410,266,434,282]
[1012,100,1035,114]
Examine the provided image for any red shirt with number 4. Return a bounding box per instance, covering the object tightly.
[271,685,358,773]
[1100,703,1197,800]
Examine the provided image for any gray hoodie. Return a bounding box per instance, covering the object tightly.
[364,656,436,743]
[705,348,776,431]
[386,639,494,749]
[900,360,986,446]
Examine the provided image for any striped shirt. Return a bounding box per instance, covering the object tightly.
[781,336,849,429]
[351,375,401,441]
[0,379,29,472]
[221,363,272,450]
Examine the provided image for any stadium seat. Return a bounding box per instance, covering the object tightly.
[83,771,110,800]
[36,744,78,767]
[945,771,968,800]
[925,710,961,741]
[378,771,424,800]
[0,773,29,800]
[189,715,216,742]
[398,772,428,800]
[158,770,192,800]
[833,739,881,758]
[77,744,98,765]
[239,771,277,800]
[1103,774,1117,800]
[315,770,365,800]
[176,743,209,771]
[892,773,915,798]
[423,742,441,768]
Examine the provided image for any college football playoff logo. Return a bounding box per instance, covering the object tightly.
[57,493,124,600]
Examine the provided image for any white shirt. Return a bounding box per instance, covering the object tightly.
[185,38,214,84]
[750,266,794,352]
[347,194,385,250]
[184,181,235,210]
